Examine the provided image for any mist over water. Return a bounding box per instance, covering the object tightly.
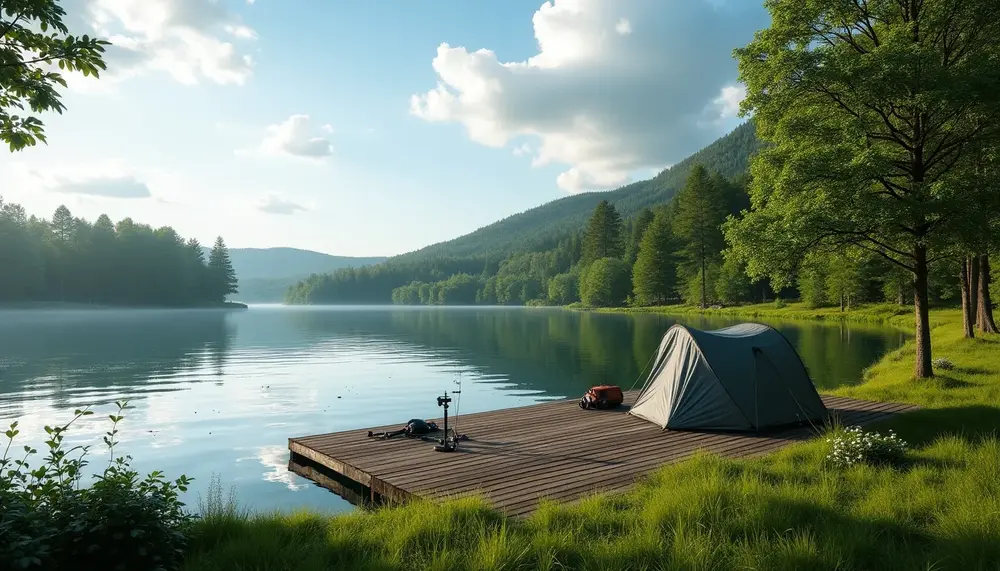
[0,305,906,514]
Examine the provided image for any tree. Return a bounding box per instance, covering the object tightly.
[729,0,1000,377]
[673,164,726,308]
[579,257,630,307]
[547,272,578,305]
[581,200,624,266]
[715,251,753,305]
[1,0,110,151]
[797,254,829,309]
[624,208,655,269]
[825,251,865,312]
[977,255,999,333]
[208,236,238,302]
[632,209,678,306]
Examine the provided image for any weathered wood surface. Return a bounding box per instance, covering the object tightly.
[289,391,916,517]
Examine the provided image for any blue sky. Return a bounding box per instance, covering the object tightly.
[2,0,767,257]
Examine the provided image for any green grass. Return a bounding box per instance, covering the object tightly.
[182,304,1000,571]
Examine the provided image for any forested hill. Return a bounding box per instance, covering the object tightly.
[285,120,762,305]
[393,120,760,263]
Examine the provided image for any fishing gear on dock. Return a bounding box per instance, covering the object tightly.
[367,418,439,440]
[365,381,469,451]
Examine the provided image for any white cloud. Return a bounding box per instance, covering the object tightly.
[29,160,152,199]
[256,115,333,159]
[74,0,258,86]
[410,0,765,193]
[255,193,307,215]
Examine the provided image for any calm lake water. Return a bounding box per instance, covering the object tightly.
[0,305,906,514]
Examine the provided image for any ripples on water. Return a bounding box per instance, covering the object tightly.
[0,305,907,513]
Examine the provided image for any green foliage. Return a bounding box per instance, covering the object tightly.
[729,0,1000,375]
[623,208,654,269]
[631,209,678,306]
[207,237,238,303]
[714,252,753,305]
[673,165,727,307]
[1,402,193,570]
[581,200,624,266]
[546,272,578,305]
[825,252,866,311]
[580,257,630,307]
[0,198,237,307]
[0,0,111,151]
[797,254,829,309]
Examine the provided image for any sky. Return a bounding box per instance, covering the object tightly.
[2,0,769,257]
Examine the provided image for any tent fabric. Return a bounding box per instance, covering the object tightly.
[628,323,828,431]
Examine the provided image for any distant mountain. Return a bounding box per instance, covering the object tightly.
[206,247,386,302]
[223,247,386,281]
[392,120,760,263]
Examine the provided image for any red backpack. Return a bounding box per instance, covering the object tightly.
[579,385,625,410]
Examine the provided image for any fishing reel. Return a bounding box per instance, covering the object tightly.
[433,391,457,452]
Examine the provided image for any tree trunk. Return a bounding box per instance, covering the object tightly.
[977,254,1000,334]
[839,293,845,312]
[700,258,707,309]
[961,257,975,338]
[969,256,980,326]
[913,244,933,378]
[896,285,905,306]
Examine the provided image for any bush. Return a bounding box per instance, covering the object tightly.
[933,357,955,371]
[0,402,193,571]
[826,426,908,469]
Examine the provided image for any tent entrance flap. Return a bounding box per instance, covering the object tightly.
[629,323,829,432]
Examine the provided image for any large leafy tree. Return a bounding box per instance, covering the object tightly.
[1,0,110,151]
[581,200,624,266]
[727,0,1000,378]
[673,164,726,308]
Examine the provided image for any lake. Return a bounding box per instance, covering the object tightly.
[0,305,906,514]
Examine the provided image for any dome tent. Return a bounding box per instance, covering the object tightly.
[628,323,829,432]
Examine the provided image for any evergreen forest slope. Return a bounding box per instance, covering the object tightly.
[286,121,761,305]
[395,121,760,262]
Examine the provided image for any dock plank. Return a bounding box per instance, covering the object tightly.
[289,391,916,516]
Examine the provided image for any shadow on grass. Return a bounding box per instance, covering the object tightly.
[880,405,1000,446]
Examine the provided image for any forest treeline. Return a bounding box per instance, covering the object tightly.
[286,164,997,311]
[0,198,239,307]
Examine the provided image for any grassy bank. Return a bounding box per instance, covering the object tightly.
[182,305,1000,571]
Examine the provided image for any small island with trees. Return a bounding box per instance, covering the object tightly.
[0,199,243,309]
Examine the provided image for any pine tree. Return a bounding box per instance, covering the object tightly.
[673,164,726,308]
[624,208,655,268]
[208,236,238,302]
[632,210,678,306]
[51,205,75,242]
[581,200,624,266]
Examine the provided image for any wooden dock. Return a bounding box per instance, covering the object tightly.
[288,391,916,517]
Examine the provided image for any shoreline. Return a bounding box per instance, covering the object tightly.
[0,301,249,310]
[570,301,939,332]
